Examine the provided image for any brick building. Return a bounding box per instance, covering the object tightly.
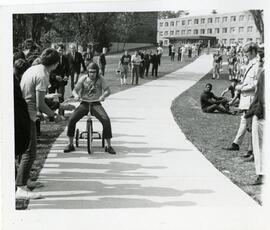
[157,11,262,47]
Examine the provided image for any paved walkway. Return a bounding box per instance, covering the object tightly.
[29,54,258,209]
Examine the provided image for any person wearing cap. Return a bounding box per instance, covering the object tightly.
[64,62,116,154]
[67,43,86,91]
[17,48,62,199]
[224,42,260,159]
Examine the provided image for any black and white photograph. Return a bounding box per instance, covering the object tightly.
[1,0,270,229]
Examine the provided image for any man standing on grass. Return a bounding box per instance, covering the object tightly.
[245,69,265,185]
[151,50,160,78]
[131,50,141,85]
[67,43,86,91]
[98,47,107,76]
[120,50,131,85]
[157,44,163,65]
[223,42,260,161]
[212,49,223,79]
[17,48,62,199]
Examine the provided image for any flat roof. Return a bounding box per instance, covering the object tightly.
[165,35,216,40]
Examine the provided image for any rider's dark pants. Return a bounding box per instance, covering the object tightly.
[16,120,36,186]
[67,102,112,139]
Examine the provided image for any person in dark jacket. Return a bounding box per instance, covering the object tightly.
[14,59,31,158]
[151,50,160,77]
[98,47,107,76]
[49,45,69,116]
[67,43,86,91]
[144,50,151,77]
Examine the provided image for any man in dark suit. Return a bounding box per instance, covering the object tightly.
[49,45,69,116]
[151,50,160,77]
[67,43,86,91]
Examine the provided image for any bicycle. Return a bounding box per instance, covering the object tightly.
[74,99,105,154]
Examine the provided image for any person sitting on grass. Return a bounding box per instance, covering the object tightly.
[200,83,234,114]
[220,79,240,107]
[64,62,116,154]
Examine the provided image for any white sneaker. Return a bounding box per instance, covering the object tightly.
[16,186,43,200]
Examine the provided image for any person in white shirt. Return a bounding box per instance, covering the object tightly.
[17,48,61,200]
[131,50,142,85]
[157,45,163,65]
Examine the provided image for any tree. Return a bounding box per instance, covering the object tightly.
[158,11,189,19]
[249,10,264,43]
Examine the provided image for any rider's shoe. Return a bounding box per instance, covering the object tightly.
[105,146,116,155]
[16,186,43,200]
[64,144,75,153]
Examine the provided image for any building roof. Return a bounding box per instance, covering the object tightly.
[165,35,216,40]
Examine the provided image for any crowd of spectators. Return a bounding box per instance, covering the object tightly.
[168,42,202,62]
[13,39,107,203]
[118,46,162,85]
[199,41,265,185]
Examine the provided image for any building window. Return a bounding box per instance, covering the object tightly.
[247,26,253,33]
[194,19,199,24]
[194,29,198,35]
[239,15,245,21]
[214,28,220,34]
[231,16,236,22]
[170,21,174,26]
[187,29,192,35]
[200,29,205,34]
[201,18,205,24]
[229,38,235,44]
[222,39,227,45]
[176,30,180,35]
[238,38,244,43]
[164,40,168,45]
[182,20,185,25]
[208,18,213,23]
[159,22,163,27]
[165,22,169,27]
[247,15,252,21]
[164,31,168,36]
[222,17,227,23]
[176,21,180,26]
[181,30,185,35]
[222,27,227,33]
[238,27,244,33]
[188,19,192,25]
[170,31,174,36]
[230,27,236,33]
[215,17,220,23]
[159,31,163,36]
[207,28,212,34]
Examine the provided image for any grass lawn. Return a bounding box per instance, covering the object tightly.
[30,50,197,188]
[171,63,262,204]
